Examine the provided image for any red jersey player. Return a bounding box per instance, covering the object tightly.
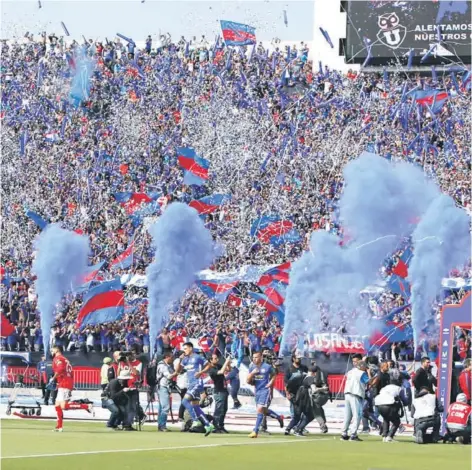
[50,345,93,432]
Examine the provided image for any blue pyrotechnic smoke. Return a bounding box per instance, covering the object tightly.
[340,152,438,260]
[32,224,90,354]
[70,50,95,108]
[409,195,471,351]
[281,152,440,354]
[146,203,216,356]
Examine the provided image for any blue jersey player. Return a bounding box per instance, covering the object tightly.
[247,351,284,438]
[176,342,214,436]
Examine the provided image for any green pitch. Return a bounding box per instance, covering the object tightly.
[1,420,470,470]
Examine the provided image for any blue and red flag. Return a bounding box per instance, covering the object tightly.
[113,192,155,215]
[250,215,300,246]
[189,194,231,215]
[387,274,411,300]
[391,247,413,279]
[74,261,105,293]
[412,90,449,114]
[258,262,291,286]
[263,281,286,306]
[369,304,413,348]
[220,20,256,46]
[177,147,210,186]
[248,291,285,325]
[45,130,59,143]
[196,280,239,302]
[76,279,125,328]
[110,241,134,270]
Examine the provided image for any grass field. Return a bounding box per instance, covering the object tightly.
[1,420,470,470]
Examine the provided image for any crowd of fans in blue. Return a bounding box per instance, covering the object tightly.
[1,32,470,359]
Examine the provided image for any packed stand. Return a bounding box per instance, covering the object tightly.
[1,33,471,356]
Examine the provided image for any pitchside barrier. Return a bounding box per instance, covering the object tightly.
[2,366,347,398]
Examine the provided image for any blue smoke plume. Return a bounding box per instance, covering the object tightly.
[32,224,90,353]
[409,195,471,350]
[281,152,440,354]
[146,203,216,355]
[70,50,95,108]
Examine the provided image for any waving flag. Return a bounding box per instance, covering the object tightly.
[258,262,291,286]
[25,210,48,230]
[369,304,413,348]
[114,192,154,215]
[189,194,231,215]
[391,247,413,279]
[196,279,239,302]
[220,20,256,46]
[412,90,449,114]
[177,147,210,186]
[248,291,285,324]
[110,241,134,270]
[263,281,286,306]
[45,131,59,143]
[1,313,15,337]
[387,274,411,300]
[74,261,105,293]
[227,293,242,307]
[251,215,300,246]
[76,279,125,328]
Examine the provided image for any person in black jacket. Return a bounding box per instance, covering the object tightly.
[284,354,308,435]
[413,357,437,395]
[304,365,330,433]
[105,370,134,430]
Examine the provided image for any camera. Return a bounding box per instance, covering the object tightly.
[118,351,133,362]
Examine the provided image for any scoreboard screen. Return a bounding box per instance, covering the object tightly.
[344,0,471,66]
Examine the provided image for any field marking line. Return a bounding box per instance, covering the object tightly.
[2,437,332,460]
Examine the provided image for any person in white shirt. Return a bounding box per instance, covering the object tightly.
[341,361,372,441]
[374,370,403,442]
[173,356,189,430]
[412,386,443,444]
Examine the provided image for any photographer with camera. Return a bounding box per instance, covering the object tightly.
[412,386,443,444]
[156,351,178,432]
[104,370,133,430]
[115,346,144,428]
[374,369,404,442]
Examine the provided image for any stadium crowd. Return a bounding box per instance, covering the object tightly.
[1,32,471,359]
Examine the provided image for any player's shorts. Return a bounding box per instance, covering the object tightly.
[186,383,204,400]
[255,389,271,407]
[56,388,72,402]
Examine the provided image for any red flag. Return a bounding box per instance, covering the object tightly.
[1,313,15,337]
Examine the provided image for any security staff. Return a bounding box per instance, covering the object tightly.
[156,351,178,432]
[208,354,232,433]
[284,353,308,434]
[413,357,437,394]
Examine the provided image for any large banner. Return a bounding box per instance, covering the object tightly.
[345,0,472,66]
[308,333,366,354]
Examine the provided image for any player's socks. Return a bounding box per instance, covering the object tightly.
[182,397,198,421]
[65,403,89,410]
[267,409,280,420]
[194,406,210,426]
[55,406,64,428]
[254,413,264,433]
